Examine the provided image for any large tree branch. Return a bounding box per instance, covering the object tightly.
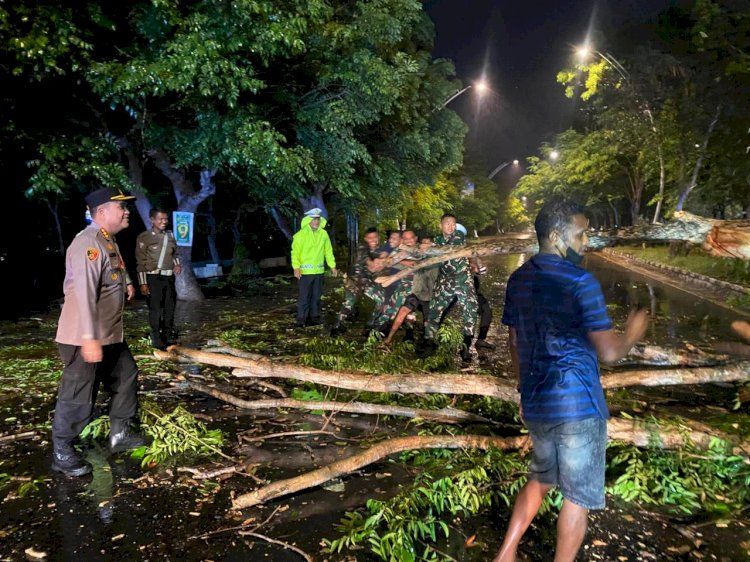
[155,347,750,401]
[231,416,750,509]
[231,434,530,509]
[114,135,150,226]
[147,147,195,205]
[188,381,490,424]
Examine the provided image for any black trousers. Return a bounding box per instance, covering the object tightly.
[147,274,177,342]
[51,342,138,444]
[478,292,492,332]
[296,273,324,325]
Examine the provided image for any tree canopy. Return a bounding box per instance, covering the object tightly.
[517,1,750,226]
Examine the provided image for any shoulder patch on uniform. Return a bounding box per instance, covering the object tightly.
[86,247,100,261]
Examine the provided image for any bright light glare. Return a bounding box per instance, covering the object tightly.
[550,150,560,161]
[576,44,592,59]
[475,80,488,94]
[513,159,519,166]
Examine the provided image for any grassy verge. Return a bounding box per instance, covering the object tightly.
[614,244,750,288]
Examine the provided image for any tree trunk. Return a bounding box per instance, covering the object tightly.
[158,346,518,401]
[589,211,750,259]
[676,104,722,212]
[643,108,667,225]
[149,148,216,300]
[607,416,750,455]
[625,343,726,367]
[344,209,359,271]
[46,199,65,256]
[188,381,490,424]
[606,199,620,228]
[268,206,293,241]
[155,347,750,400]
[231,434,530,509]
[114,136,150,229]
[652,145,666,224]
[600,362,750,389]
[299,183,327,218]
[232,207,242,257]
[205,198,221,264]
[630,170,644,225]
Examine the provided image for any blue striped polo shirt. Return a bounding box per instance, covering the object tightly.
[502,253,613,423]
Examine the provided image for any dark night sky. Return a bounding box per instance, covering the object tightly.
[424,0,676,176]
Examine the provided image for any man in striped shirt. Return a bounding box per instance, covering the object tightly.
[493,200,648,562]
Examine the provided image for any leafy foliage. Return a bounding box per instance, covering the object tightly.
[324,448,550,562]
[81,400,225,469]
[608,437,750,516]
[301,319,464,374]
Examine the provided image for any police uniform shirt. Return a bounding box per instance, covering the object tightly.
[56,224,131,346]
[135,229,180,285]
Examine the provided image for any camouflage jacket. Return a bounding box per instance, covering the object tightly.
[434,231,470,279]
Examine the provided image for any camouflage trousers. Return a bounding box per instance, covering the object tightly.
[368,277,412,328]
[425,276,478,339]
[336,277,387,325]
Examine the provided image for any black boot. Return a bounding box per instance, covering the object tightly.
[51,441,92,477]
[151,331,167,351]
[460,335,473,362]
[474,326,495,350]
[109,419,150,454]
[165,328,179,346]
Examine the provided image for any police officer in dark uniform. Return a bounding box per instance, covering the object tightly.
[51,187,148,477]
[135,208,182,350]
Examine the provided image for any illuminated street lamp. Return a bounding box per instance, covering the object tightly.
[549,150,559,161]
[437,79,489,110]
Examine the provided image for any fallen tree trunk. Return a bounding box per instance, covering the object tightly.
[156,347,518,401]
[625,343,727,367]
[375,211,750,287]
[157,346,750,401]
[373,213,750,287]
[232,417,749,509]
[600,362,750,389]
[231,434,530,509]
[589,211,750,260]
[607,417,750,455]
[188,381,491,424]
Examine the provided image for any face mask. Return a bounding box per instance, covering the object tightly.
[554,235,584,266]
[564,246,584,266]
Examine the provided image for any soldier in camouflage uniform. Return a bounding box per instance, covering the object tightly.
[330,228,381,335]
[368,229,419,332]
[421,214,478,361]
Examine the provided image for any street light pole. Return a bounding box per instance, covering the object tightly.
[487,159,519,180]
[435,80,488,112]
[576,45,629,82]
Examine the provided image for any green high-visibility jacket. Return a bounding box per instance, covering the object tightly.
[291,216,336,275]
